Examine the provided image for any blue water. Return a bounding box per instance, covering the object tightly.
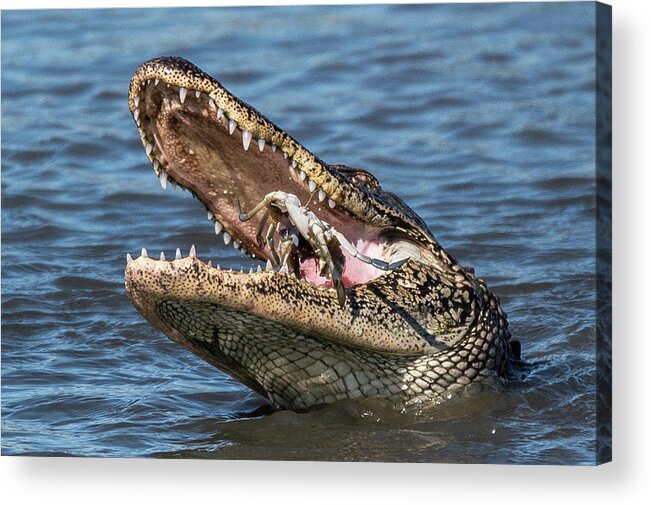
[1,3,607,463]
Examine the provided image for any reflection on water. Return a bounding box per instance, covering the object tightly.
[1,3,607,463]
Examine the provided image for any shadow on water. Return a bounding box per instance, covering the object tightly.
[147,374,567,463]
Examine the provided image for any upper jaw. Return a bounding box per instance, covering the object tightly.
[128,57,431,282]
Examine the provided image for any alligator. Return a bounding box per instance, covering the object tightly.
[125,57,518,411]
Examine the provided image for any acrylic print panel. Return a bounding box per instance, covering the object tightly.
[0,2,611,464]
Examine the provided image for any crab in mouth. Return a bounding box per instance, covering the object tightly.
[130,57,422,305]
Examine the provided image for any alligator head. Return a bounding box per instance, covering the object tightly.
[125,57,515,411]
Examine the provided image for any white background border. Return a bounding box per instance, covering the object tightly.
[1,0,649,502]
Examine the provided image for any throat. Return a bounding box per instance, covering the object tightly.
[299,239,387,289]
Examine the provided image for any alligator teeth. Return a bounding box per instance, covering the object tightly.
[175,248,182,260]
[279,263,289,273]
[207,210,213,220]
[159,170,168,189]
[195,90,201,98]
[229,119,237,134]
[249,267,254,274]
[318,189,326,202]
[217,108,224,120]
[308,179,317,192]
[154,79,159,86]
[256,265,262,273]
[207,260,212,268]
[233,240,240,249]
[223,232,232,245]
[179,87,187,104]
[141,247,148,258]
[266,260,273,271]
[153,160,160,173]
[271,145,277,152]
[134,96,139,107]
[299,170,307,181]
[160,251,166,261]
[126,253,133,264]
[328,198,336,208]
[291,160,297,169]
[133,108,140,121]
[242,131,252,151]
[189,244,196,258]
[214,221,223,235]
[145,143,153,155]
[258,139,265,151]
[283,152,288,159]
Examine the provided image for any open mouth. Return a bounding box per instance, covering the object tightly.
[128,57,415,302]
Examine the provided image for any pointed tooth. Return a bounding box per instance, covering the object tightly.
[145,143,153,155]
[133,108,139,121]
[308,179,317,192]
[189,244,196,258]
[207,210,214,220]
[160,251,166,261]
[283,151,288,159]
[265,260,273,271]
[318,189,326,202]
[207,260,212,268]
[271,144,277,152]
[249,267,254,274]
[154,78,159,86]
[159,170,168,189]
[179,87,187,103]
[175,248,182,260]
[328,198,336,208]
[209,98,215,108]
[195,90,201,98]
[214,221,223,235]
[126,253,133,264]
[223,232,232,245]
[291,160,297,169]
[258,139,265,151]
[256,265,262,273]
[141,247,148,258]
[299,170,307,181]
[216,264,221,270]
[242,131,252,151]
[280,263,289,273]
[233,240,240,249]
[153,160,160,173]
[217,108,224,120]
[229,119,236,134]
[134,96,140,107]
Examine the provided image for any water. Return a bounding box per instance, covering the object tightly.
[1,3,609,463]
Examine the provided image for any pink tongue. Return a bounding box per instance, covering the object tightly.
[299,240,385,288]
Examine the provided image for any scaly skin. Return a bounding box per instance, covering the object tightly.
[125,57,515,411]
